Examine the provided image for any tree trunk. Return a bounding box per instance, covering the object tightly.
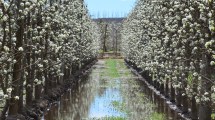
[170,83,175,103]
[191,94,198,120]
[8,7,24,115]
[199,54,212,120]
[35,71,43,100]
[160,82,164,94]
[44,35,49,94]
[176,88,182,107]
[182,74,188,113]
[182,94,188,113]
[103,24,108,52]
[191,72,199,119]
[26,41,33,106]
[165,78,169,97]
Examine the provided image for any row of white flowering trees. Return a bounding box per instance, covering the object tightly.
[122,0,215,120]
[0,0,100,119]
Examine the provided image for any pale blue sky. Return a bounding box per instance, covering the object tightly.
[84,0,136,18]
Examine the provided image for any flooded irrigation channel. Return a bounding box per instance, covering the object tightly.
[43,59,184,120]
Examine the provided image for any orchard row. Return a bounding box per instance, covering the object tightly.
[121,0,215,120]
[0,0,100,119]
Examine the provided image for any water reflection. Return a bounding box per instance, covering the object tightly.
[43,60,185,120]
[44,61,126,120]
[89,88,125,118]
[138,80,185,120]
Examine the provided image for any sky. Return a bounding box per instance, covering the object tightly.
[84,0,137,18]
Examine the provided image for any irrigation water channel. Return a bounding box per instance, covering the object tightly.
[42,59,184,120]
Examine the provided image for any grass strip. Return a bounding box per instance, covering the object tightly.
[105,59,120,78]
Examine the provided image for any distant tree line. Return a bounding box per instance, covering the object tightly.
[97,19,122,54]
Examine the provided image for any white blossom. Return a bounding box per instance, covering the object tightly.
[18,47,24,52]
[3,46,9,52]
[7,88,12,93]
[4,94,8,99]
[14,96,19,100]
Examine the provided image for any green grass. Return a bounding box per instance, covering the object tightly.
[111,101,130,115]
[105,59,120,78]
[99,50,103,53]
[99,59,121,88]
[136,92,145,97]
[117,59,124,66]
[117,59,131,76]
[98,50,114,53]
[149,113,164,120]
[91,116,126,120]
[211,113,215,120]
[123,71,131,76]
[104,51,114,53]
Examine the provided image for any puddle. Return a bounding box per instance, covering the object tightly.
[43,59,185,120]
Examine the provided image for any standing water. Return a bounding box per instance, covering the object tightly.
[43,59,184,120]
